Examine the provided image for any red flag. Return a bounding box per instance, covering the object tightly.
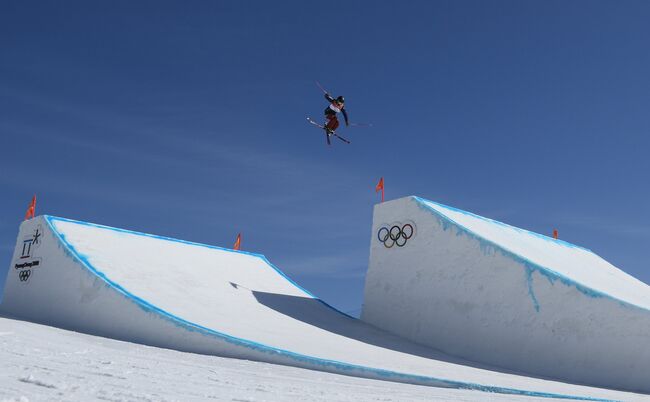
[24,195,36,220]
[233,233,242,251]
[375,177,384,203]
[553,229,558,239]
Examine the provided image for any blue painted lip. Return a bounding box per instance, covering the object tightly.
[415,197,591,251]
[414,196,650,314]
[43,215,618,402]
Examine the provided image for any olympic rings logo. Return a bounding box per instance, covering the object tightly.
[377,223,414,248]
[19,269,31,282]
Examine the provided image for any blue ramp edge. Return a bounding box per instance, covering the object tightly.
[44,215,618,402]
[414,196,650,315]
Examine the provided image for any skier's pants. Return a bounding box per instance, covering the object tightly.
[325,114,339,131]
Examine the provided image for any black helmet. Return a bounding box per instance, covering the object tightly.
[336,96,345,103]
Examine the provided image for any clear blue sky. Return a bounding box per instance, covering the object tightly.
[2,1,650,314]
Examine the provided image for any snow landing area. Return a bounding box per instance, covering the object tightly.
[3,316,648,402]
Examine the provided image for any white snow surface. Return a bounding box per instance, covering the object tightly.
[420,199,650,310]
[5,315,636,402]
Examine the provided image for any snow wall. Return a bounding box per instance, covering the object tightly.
[362,196,650,393]
[0,215,640,401]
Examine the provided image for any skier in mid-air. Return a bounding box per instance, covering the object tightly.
[323,93,349,134]
[307,82,353,145]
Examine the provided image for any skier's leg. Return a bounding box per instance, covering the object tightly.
[323,115,333,133]
[324,112,332,126]
[325,116,339,132]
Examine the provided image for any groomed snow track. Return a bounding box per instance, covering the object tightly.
[0,216,644,401]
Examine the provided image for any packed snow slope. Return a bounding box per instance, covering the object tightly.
[3,316,650,402]
[363,196,650,394]
[0,216,644,401]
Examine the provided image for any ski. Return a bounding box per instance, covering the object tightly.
[307,118,350,145]
[306,117,325,129]
[307,117,330,145]
[333,132,351,144]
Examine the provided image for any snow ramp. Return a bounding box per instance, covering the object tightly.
[363,196,650,394]
[0,216,644,401]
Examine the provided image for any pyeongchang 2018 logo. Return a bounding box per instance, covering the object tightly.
[14,225,44,284]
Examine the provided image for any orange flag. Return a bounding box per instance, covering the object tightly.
[24,195,36,220]
[553,229,558,239]
[233,233,242,251]
[375,177,384,203]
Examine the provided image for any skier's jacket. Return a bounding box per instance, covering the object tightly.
[324,94,349,125]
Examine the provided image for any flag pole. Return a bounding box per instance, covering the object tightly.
[375,177,385,203]
[24,195,36,220]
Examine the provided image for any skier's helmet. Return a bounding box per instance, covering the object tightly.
[336,96,345,103]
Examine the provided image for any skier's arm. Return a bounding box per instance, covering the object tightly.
[342,109,349,126]
[324,93,334,102]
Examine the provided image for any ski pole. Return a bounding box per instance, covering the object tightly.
[315,80,330,95]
